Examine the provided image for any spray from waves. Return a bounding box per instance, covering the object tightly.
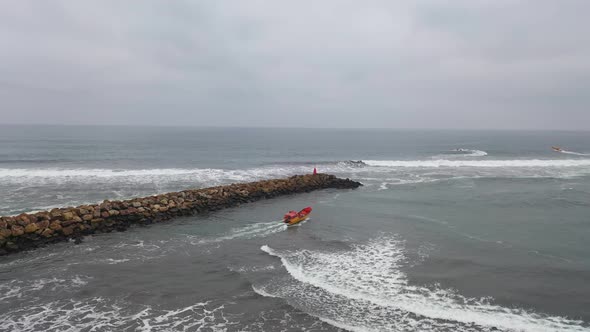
[258,238,589,332]
[364,159,590,168]
[0,298,236,332]
[194,220,287,245]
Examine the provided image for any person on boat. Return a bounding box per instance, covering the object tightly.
[284,211,298,223]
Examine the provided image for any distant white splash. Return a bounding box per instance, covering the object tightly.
[259,237,590,332]
[449,149,488,157]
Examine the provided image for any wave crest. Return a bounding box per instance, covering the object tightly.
[364,159,590,168]
[259,238,589,332]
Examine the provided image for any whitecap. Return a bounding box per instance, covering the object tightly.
[259,237,589,332]
[364,159,590,168]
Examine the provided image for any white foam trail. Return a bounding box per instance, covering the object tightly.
[260,238,589,332]
[196,221,287,244]
[560,150,590,156]
[465,150,488,157]
[365,159,590,168]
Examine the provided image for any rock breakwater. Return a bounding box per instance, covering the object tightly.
[0,174,361,255]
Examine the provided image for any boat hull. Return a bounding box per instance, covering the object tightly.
[286,216,308,226]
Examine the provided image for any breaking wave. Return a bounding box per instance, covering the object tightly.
[337,160,367,168]
[364,159,590,168]
[0,166,339,185]
[3,156,590,215]
[258,237,589,332]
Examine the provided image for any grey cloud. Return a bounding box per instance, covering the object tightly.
[1,0,589,129]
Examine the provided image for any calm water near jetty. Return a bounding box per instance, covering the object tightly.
[1,125,589,331]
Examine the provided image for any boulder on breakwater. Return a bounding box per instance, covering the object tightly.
[0,174,361,256]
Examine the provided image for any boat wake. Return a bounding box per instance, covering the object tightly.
[195,220,287,244]
[257,237,589,332]
[559,150,590,156]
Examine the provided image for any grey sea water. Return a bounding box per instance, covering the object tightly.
[1,125,589,331]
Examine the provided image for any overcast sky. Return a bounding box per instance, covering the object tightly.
[1,1,589,129]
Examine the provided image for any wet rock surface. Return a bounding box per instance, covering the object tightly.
[0,174,361,256]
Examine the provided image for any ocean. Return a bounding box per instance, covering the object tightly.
[0,125,589,332]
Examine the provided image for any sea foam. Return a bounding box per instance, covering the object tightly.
[259,237,590,332]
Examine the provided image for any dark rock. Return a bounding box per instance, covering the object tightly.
[11,225,24,236]
[37,220,50,230]
[49,221,62,231]
[61,226,74,236]
[0,228,11,237]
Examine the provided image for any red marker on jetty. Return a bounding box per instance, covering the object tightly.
[313,167,317,175]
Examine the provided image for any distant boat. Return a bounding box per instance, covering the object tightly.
[552,146,563,152]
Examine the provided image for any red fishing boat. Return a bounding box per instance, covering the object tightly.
[283,206,312,226]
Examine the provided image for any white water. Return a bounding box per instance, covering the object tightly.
[447,149,488,157]
[0,298,233,332]
[0,276,90,302]
[364,159,590,168]
[195,220,287,244]
[3,157,590,216]
[259,237,590,332]
[559,150,590,156]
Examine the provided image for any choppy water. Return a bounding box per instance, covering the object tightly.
[1,125,589,331]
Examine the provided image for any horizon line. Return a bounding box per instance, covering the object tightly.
[0,122,589,132]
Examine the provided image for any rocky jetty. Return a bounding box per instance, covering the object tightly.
[0,174,361,256]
